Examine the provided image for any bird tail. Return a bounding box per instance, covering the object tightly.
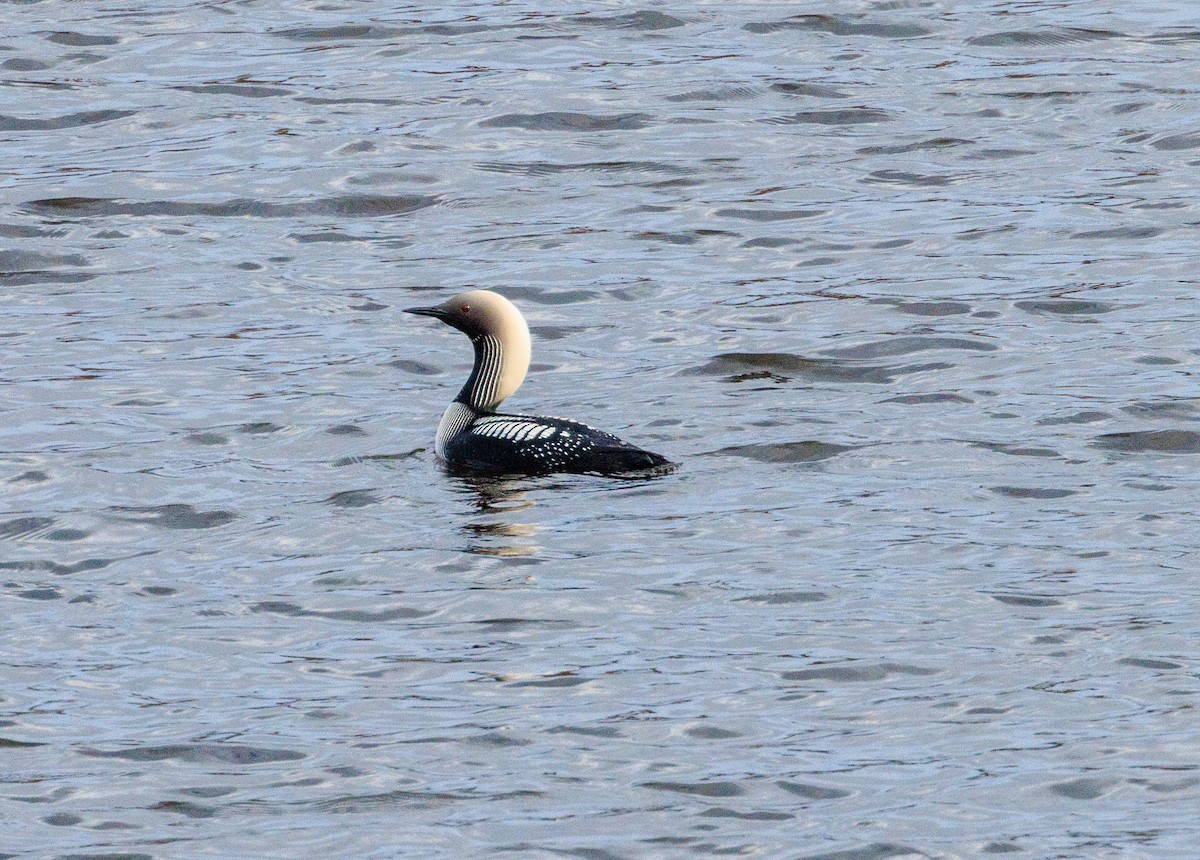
[591,447,675,476]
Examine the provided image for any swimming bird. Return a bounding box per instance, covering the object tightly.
[405,290,672,476]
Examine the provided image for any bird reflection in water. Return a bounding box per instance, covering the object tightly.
[451,473,545,558]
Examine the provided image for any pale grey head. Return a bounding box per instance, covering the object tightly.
[405,289,532,412]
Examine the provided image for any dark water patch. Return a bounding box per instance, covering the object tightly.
[291,231,375,243]
[643,177,703,189]
[962,147,1037,160]
[1094,430,1200,453]
[4,58,53,72]
[152,800,217,818]
[770,82,851,98]
[271,23,398,40]
[715,207,824,221]
[529,324,591,341]
[26,194,435,219]
[991,594,1062,607]
[0,109,134,131]
[1071,226,1163,240]
[472,617,580,632]
[498,286,602,305]
[1152,131,1200,151]
[993,90,1084,101]
[47,31,120,46]
[798,844,923,860]
[967,28,1122,47]
[635,230,734,245]
[865,169,956,187]
[174,83,292,97]
[180,787,236,798]
[1,271,96,286]
[824,335,996,360]
[1148,28,1200,45]
[776,780,851,800]
[332,449,422,467]
[685,352,953,385]
[733,590,828,604]
[783,662,937,682]
[239,422,283,435]
[296,96,409,106]
[641,780,744,797]
[1145,778,1200,794]
[251,601,430,622]
[326,424,366,436]
[1015,299,1115,316]
[973,442,1061,458]
[112,504,236,529]
[186,432,228,445]
[887,301,972,316]
[1048,777,1114,800]
[1037,410,1111,426]
[46,528,88,541]
[273,22,503,41]
[389,359,441,375]
[567,10,685,30]
[17,588,61,600]
[685,726,740,739]
[859,137,971,155]
[666,85,758,102]
[547,725,623,738]
[742,237,800,248]
[55,855,152,860]
[1133,355,1181,366]
[480,112,651,131]
[882,393,972,404]
[0,558,115,576]
[420,23,498,36]
[8,470,50,483]
[0,516,55,539]
[761,108,891,125]
[510,674,592,688]
[0,224,64,238]
[2,736,49,748]
[712,442,854,463]
[700,807,793,820]
[323,489,380,508]
[1122,400,1198,420]
[65,51,110,64]
[314,788,468,813]
[745,15,931,38]
[991,486,1076,499]
[957,225,1018,242]
[476,159,683,175]
[1118,657,1182,670]
[81,744,305,764]
[465,732,530,748]
[337,140,376,155]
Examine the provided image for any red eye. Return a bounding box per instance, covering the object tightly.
[460,304,471,313]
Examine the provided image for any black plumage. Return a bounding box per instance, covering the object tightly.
[444,414,671,476]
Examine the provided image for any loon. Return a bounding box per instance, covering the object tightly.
[405,290,672,476]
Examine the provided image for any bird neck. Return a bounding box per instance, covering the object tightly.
[455,328,530,412]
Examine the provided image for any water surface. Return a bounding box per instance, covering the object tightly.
[4,2,1200,857]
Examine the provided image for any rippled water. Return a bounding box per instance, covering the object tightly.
[5,2,1200,857]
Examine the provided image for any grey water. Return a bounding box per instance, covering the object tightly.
[3,1,1199,857]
